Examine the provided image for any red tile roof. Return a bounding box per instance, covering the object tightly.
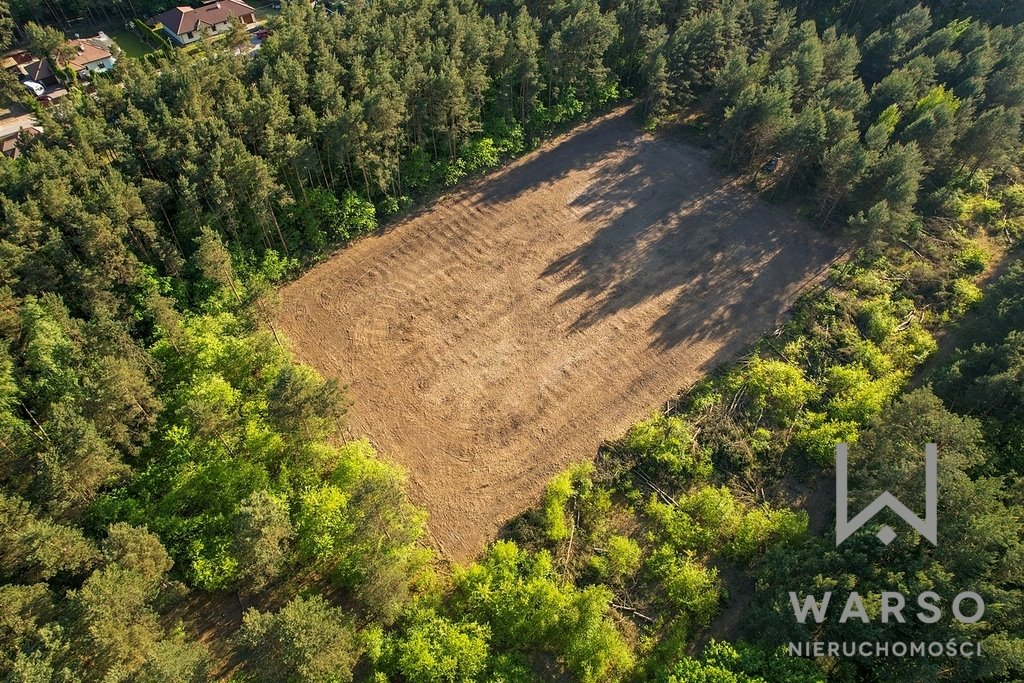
[68,37,114,71]
[153,0,256,35]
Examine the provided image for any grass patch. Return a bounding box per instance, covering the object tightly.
[253,3,281,22]
[109,28,155,58]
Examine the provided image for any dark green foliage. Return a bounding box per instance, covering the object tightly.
[936,259,1024,474]
[0,492,98,582]
[237,595,359,683]
[233,490,293,592]
[0,0,1022,681]
[752,389,1024,682]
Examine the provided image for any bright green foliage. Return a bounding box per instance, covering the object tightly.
[956,242,989,274]
[589,534,642,583]
[793,413,860,463]
[620,414,712,484]
[286,189,377,253]
[948,277,983,316]
[382,610,490,683]
[452,541,634,682]
[644,486,805,563]
[541,463,593,542]
[542,469,575,542]
[646,545,720,626]
[823,363,903,424]
[296,485,355,565]
[729,506,808,561]
[645,487,741,551]
[660,640,825,683]
[459,138,501,173]
[740,358,820,424]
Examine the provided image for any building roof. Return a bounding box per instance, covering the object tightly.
[2,50,36,71]
[22,57,55,82]
[1,126,42,159]
[153,0,256,35]
[68,34,114,70]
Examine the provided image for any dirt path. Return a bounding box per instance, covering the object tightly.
[278,108,845,562]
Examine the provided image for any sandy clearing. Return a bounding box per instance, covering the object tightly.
[278,107,845,561]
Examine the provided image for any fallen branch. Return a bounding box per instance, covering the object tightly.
[635,468,679,508]
[612,603,656,623]
[563,503,578,572]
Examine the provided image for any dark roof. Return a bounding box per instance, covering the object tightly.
[23,57,55,82]
[153,1,256,35]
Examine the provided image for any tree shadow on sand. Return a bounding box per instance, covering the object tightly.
[524,129,845,360]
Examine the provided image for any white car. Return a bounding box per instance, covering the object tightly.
[23,81,45,97]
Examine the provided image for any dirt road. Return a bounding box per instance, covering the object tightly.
[278,108,845,561]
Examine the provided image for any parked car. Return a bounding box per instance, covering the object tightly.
[256,28,271,39]
[760,154,780,174]
[22,81,45,97]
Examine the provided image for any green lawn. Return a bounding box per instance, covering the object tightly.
[109,28,155,58]
[253,4,281,23]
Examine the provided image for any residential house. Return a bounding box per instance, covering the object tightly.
[3,32,116,89]
[0,122,42,159]
[152,1,257,46]
[3,49,57,87]
[67,32,118,78]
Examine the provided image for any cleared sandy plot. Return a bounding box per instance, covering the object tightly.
[278,108,844,561]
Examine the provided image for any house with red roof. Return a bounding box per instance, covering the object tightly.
[3,32,116,90]
[67,32,118,77]
[152,1,257,46]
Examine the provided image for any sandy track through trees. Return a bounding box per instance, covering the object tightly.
[278,108,845,561]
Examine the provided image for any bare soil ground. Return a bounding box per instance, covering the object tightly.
[278,107,845,562]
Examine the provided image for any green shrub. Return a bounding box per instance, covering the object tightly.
[542,470,574,542]
[339,189,377,238]
[646,545,720,621]
[855,298,899,343]
[955,193,1001,222]
[487,120,525,156]
[793,412,859,464]
[645,487,742,552]
[133,18,173,51]
[453,541,634,682]
[728,506,808,560]
[956,242,989,275]
[741,358,819,423]
[443,159,467,186]
[590,535,642,583]
[949,277,983,316]
[459,137,500,173]
[237,595,358,683]
[541,463,593,542]
[621,415,712,484]
[295,485,354,564]
[824,364,903,424]
[1000,184,1024,214]
[382,610,491,683]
